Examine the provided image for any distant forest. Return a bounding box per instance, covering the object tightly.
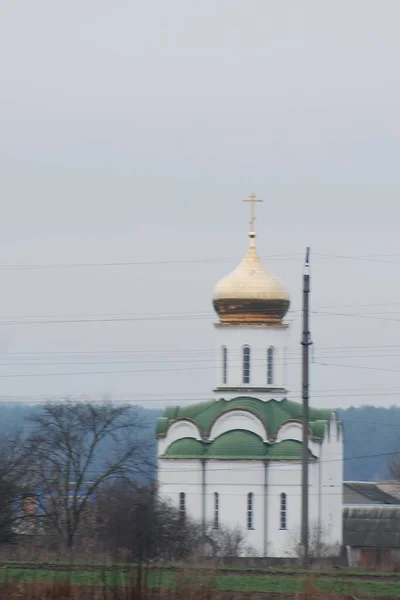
[0,402,399,482]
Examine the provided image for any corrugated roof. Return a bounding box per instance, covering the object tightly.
[343,506,400,547]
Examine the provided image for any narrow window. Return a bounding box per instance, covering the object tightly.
[280,493,287,530]
[243,346,251,384]
[267,346,274,385]
[222,346,228,384]
[179,492,186,523]
[247,492,254,529]
[213,492,219,529]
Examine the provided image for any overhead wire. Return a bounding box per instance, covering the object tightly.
[1,254,399,404]
[0,253,301,271]
[1,306,400,327]
[0,358,400,378]
[2,251,400,271]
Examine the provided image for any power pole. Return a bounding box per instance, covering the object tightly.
[301,247,311,568]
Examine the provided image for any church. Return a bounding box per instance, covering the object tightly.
[156,195,343,557]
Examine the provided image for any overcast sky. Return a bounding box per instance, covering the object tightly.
[0,1,400,409]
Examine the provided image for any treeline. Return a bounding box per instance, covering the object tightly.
[337,405,400,480]
[0,401,399,483]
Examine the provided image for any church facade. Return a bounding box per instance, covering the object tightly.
[156,196,343,557]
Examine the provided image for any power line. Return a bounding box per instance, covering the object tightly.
[1,355,400,378]
[2,303,400,323]
[0,384,400,401]
[3,349,400,367]
[0,254,301,271]
[316,361,400,375]
[314,310,400,323]
[4,251,400,272]
[1,342,400,357]
[314,253,400,265]
[3,306,400,327]
[158,449,400,473]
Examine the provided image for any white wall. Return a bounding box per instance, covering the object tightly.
[213,324,290,400]
[157,459,203,523]
[319,416,343,553]
[158,456,328,558]
[205,460,266,555]
[266,462,301,556]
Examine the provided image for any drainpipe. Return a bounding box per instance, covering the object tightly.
[318,449,322,555]
[264,461,269,557]
[201,459,206,537]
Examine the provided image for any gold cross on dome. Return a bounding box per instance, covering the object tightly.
[243,193,263,232]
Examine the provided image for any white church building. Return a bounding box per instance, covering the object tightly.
[156,196,343,557]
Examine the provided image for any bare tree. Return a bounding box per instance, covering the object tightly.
[0,433,30,542]
[95,481,201,561]
[204,524,257,558]
[284,521,340,559]
[25,401,152,549]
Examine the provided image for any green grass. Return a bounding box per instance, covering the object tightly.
[214,574,400,596]
[2,559,400,578]
[1,567,400,597]
[0,568,176,588]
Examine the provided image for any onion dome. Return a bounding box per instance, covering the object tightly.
[213,231,290,325]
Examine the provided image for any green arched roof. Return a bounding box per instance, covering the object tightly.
[155,417,169,436]
[207,430,268,459]
[156,396,333,441]
[309,420,327,440]
[267,440,315,460]
[164,438,205,458]
[162,434,317,461]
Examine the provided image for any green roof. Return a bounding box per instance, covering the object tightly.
[267,440,314,460]
[164,438,205,458]
[207,430,267,459]
[162,433,316,461]
[156,396,332,440]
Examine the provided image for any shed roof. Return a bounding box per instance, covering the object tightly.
[343,506,400,548]
[344,482,400,505]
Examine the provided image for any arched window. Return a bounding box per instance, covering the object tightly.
[280,493,287,530]
[247,492,254,529]
[179,492,186,523]
[243,346,251,384]
[267,346,274,385]
[222,346,228,384]
[213,492,219,529]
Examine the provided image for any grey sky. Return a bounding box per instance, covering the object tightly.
[0,1,400,408]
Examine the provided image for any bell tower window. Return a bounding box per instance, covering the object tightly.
[243,345,251,384]
[222,346,228,384]
[267,346,274,385]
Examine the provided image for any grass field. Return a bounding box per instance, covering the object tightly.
[3,559,400,576]
[1,565,400,597]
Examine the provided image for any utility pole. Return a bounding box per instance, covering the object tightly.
[301,247,311,568]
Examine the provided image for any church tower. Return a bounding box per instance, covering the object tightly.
[213,194,290,401]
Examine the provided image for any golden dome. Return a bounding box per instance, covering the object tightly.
[213,232,290,325]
